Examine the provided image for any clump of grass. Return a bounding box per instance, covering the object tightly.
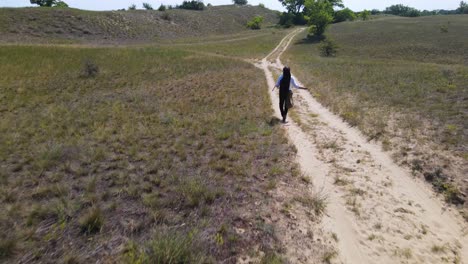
[81,60,99,78]
[431,244,446,253]
[31,184,67,200]
[393,247,413,259]
[161,11,171,21]
[322,249,338,264]
[27,204,56,226]
[62,254,81,264]
[260,251,284,264]
[179,178,219,208]
[128,231,206,263]
[350,187,366,196]
[333,175,350,186]
[294,192,327,216]
[79,207,104,234]
[0,237,16,259]
[331,232,338,241]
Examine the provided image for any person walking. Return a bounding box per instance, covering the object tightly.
[273,66,307,123]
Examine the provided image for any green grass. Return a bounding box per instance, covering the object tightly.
[284,15,468,208]
[124,231,207,263]
[0,30,297,261]
[175,29,290,59]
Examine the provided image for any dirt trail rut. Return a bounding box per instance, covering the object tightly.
[255,28,468,263]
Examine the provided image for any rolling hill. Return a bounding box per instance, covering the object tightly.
[0,5,280,44]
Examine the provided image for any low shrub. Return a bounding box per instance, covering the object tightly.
[142,3,153,10]
[82,60,99,78]
[158,4,166,11]
[247,16,264,30]
[319,38,339,57]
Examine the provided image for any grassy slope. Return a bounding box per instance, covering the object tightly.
[0,28,319,261]
[0,5,279,44]
[284,15,468,211]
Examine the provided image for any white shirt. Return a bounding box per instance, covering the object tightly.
[275,75,300,90]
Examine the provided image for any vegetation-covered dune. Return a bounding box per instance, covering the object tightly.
[0,5,279,44]
[284,15,468,215]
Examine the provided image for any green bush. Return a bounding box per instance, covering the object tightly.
[247,16,264,30]
[30,0,68,7]
[178,0,205,10]
[158,4,166,11]
[360,10,371,20]
[334,8,356,22]
[54,1,68,8]
[233,0,248,5]
[384,4,421,17]
[319,38,339,57]
[128,4,136,10]
[279,12,295,27]
[258,3,265,8]
[142,2,153,10]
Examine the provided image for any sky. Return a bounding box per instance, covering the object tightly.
[0,0,462,12]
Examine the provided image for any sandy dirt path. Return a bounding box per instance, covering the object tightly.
[255,28,468,264]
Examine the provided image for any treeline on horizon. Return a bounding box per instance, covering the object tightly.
[370,2,468,17]
[279,1,468,27]
[28,0,254,11]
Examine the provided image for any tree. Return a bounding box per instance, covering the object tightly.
[458,1,468,14]
[128,4,137,10]
[360,9,370,20]
[334,8,356,22]
[143,3,153,10]
[30,0,55,6]
[158,4,166,11]
[178,0,205,10]
[54,1,68,7]
[279,0,306,15]
[305,0,334,37]
[384,4,420,17]
[30,0,68,7]
[279,0,341,15]
[233,0,248,5]
[246,16,264,29]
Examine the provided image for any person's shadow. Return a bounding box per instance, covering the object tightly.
[294,35,325,45]
[268,117,282,126]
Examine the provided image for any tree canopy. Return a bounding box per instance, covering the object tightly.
[304,0,334,36]
[30,0,68,7]
[458,1,468,14]
[233,0,248,5]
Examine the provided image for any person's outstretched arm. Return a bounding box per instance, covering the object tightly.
[291,77,307,90]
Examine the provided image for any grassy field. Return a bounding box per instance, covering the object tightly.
[0,5,279,44]
[0,26,322,261]
[284,15,467,211]
[172,29,287,59]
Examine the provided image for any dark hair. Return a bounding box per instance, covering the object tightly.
[280,66,291,90]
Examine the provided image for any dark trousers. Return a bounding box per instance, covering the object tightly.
[279,90,289,121]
